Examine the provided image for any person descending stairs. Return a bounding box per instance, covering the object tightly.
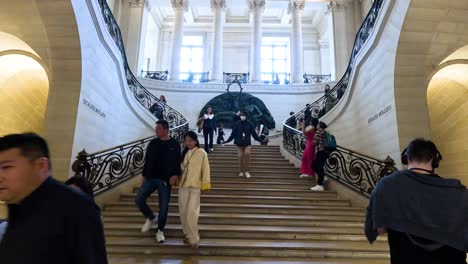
[104,145,390,264]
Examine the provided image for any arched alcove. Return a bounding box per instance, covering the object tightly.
[0,32,49,135]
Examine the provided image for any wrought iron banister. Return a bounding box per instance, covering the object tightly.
[285,0,385,127]
[303,74,332,84]
[283,0,393,197]
[282,125,396,198]
[72,123,189,196]
[73,0,190,195]
[223,72,249,84]
[141,70,169,81]
[96,0,186,128]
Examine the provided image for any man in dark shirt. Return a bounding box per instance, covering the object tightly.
[0,133,107,264]
[136,119,181,243]
[365,138,467,264]
[225,112,262,179]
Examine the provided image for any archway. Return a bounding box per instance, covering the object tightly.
[427,46,468,185]
[0,32,49,135]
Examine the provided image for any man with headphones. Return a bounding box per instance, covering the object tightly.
[365,138,468,264]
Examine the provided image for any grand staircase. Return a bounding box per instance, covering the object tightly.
[104,145,390,264]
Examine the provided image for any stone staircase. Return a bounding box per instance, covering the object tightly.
[105,145,390,263]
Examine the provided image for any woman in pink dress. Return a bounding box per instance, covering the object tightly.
[299,118,319,178]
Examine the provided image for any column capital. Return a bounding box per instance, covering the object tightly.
[211,0,226,9]
[327,0,345,11]
[128,0,148,8]
[288,0,305,14]
[248,0,266,12]
[171,0,189,11]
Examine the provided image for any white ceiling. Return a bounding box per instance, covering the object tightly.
[149,0,328,27]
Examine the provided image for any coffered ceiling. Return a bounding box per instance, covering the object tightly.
[149,0,329,28]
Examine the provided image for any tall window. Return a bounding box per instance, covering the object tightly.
[180,35,204,81]
[261,37,290,84]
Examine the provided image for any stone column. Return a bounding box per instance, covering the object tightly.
[169,0,188,81]
[249,0,265,83]
[122,0,149,74]
[327,0,348,80]
[288,0,305,84]
[210,0,226,82]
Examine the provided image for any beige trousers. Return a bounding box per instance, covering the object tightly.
[238,145,251,172]
[178,187,201,244]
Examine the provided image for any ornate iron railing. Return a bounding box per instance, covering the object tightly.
[72,123,189,195]
[283,0,393,197]
[282,126,396,197]
[303,74,332,84]
[96,0,186,128]
[285,0,384,126]
[223,72,249,84]
[141,70,169,81]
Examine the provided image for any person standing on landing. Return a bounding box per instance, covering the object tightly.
[299,118,319,178]
[135,120,181,243]
[225,112,263,179]
[176,131,211,248]
[202,107,217,153]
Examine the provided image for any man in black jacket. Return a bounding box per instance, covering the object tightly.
[225,112,262,179]
[136,120,181,243]
[365,138,467,264]
[0,133,107,264]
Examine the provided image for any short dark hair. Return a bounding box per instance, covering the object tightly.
[406,138,440,164]
[318,121,328,129]
[0,133,50,162]
[65,176,94,199]
[241,111,248,117]
[290,111,294,115]
[156,119,169,130]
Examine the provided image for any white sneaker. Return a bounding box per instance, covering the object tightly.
[299,173,310,178]
[141,218,156,233]
[156,229,165,243]
[239,172,244,177]
[310,185,324,191]
[210,148,214,152]
[245,172,251,179]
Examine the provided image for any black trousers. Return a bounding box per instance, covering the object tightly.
[203,128,214,152]
[312,150,329,185]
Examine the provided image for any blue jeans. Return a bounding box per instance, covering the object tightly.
[135,178,171,231]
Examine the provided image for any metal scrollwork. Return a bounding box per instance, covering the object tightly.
[286,0,384,127]
[72,123,189,195]
[282,0,393,197]
[96,0,187,128]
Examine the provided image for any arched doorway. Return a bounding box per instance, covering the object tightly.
[0,32,49,135]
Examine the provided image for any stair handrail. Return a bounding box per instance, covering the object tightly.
[285,0,385,127]
[72,122,189,196]
[96,0,187,128]
[282,0,397,198]
[71,0,190,195]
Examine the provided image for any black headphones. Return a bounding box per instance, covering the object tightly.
[401,145,443,169]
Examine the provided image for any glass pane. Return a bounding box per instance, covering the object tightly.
[261,60,272,72]
[191,48,203,62]
[183,36,203,46]
[180,61,190,72]
[274,46,287,59]
[273,60,286,72]
[179,73,189,80]
[261,73,272,82]
[181,48,191,59]
[261,46,272,59]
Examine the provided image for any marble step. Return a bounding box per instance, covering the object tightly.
[107,255,390,264]
[105,238,389,259]
[119,193,345,206]
[210,169,301,175]
[203,176,315,183]
[208,181,319,190]
[131,187,337,198]
[102,213,364,228]
[104,223,387,242]
[105,202,365,216]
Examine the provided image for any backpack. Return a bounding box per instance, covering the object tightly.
[324,131,337,150]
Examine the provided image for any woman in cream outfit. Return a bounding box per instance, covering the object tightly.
[178,131,211,248]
